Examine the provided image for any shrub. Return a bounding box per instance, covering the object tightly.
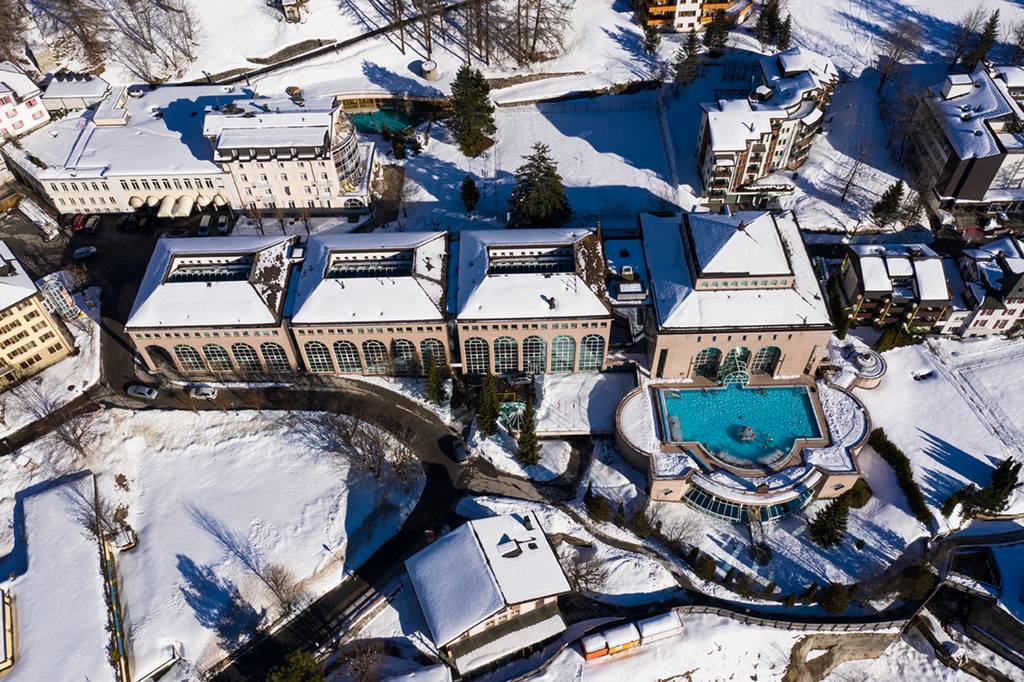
[584,483,613,523]
[694,552,717,581]
[267,651,323,682]
[723,566,737,584]
[686,545,699,566]
[894,564,938,601]
[801,583,819,600]
[868,428,932,524]
[840,479,873,509]
[942,458,1023,519]
[827,274,850,339]
[818,582,851,614]
[763,581,777,596]
[733,572,753,596]
[631,509,654,538]
[784,593,797,607]
[855,538,866,550]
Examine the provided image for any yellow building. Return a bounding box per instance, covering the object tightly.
[0,242,73,390]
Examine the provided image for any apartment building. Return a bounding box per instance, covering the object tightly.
[840,244,951,333]
[2,84,374,217]
[455,229,613,376]
[940,236,1024,336]
[637,0,748,32]
[641,209,833,382]
[0,61,50,139]
[908,64,1024,237]
[0,241,73,390]
[126,235,303,376]
[698,48,837,206]
[289,232,450,376]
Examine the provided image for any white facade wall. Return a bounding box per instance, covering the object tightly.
[0,94,49,139]
[30,171,236,215]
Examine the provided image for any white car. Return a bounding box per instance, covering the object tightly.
[187,386,218,400]
[126,384,158,401]
[216,215,230,234]
[72,246,98,260]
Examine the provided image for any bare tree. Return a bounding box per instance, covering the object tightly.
[413,0,437,59]
[296,206,312,235]
[390,0,406,54]
[262,563,308,616]
[840,142,867,203]
[563,550,608,592]
[64,478,119,540]
[243,205,265,235]
[342,640,386,682]
[17,383,97,458]
[105,0,201,79]
[0,0,29,63]
[1011,20,1024,66]
[874,19,920,94]
[949,6,988,69]
[33,0,110,65]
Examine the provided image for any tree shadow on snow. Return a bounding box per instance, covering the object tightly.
[362,61,444,98]
[177,554,266,651]
[916,429,1000,507]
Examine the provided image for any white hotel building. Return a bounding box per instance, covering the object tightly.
[1,84,374,217]
[0,61,50,139]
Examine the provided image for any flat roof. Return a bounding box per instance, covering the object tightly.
[42,74,109,101]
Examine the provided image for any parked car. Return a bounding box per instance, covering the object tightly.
[216,215,230,235]
[505,372,533,386]
[438,434,470,464]
[83,216,100,234]
[71,214,88,231]
[197,215,212,237]
[72,246,98,260]
[187,386,218,400]
[126,384,159,401]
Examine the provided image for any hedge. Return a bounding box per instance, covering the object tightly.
[868,428,933,524]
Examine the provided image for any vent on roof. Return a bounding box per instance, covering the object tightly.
[0,260,15,278]
[522,515,533,530]
[961,112,973,121]
[908,246,923,257]
[544,295,556,310]
[497,539,521,558]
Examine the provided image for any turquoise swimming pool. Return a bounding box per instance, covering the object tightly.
[350,108,419,133]
[657,385,821,467]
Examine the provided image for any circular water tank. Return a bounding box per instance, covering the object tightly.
[421,60,440,81]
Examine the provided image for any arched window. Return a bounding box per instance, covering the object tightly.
[343,198,364,208]
[464,337,489,374]
[260,342,291,373]
[550,335,576,372]
[392,339,419,375]
[304,341,334,373]
[751,346,781,374]
[693,348,721,378]
[420,338,446,368]
[718,346,751,385]
[362,340,389,374]
[173,344,205,373]
[493,336,518,374]
[202,344,231,372]
[578,334,605,371]
[522,336,546,374]
[231,343,261,372]
[333,340,362,373]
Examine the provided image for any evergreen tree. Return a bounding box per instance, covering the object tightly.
[756,0,780,47]
[809,499,849,547]
[944,458,1023,518]
[870,181,904,227]
[460,175,480,212]
[777,15,792,50]
[267,651,324,682]
[507,142,572,227]
[448,65,497,157]
[674,30,700,88]
[478,375,500,436]
[631,508,654,538]
[703,10,729,54]
[425,355,445,405]
[584,483,612,522]
[643,24,661,55]
[818,582,851,614]
[516,397,540,465]
[963,10,1000,69]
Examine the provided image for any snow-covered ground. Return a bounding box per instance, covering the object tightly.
[534,372,636,435]
[468,426,571,482]
[0,408,425,674]
[5,479,112,681]
[0,295,101,439]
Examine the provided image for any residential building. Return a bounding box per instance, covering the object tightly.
[698,48,837,206]
[404,512,571,674]
[289,232,450,376]
[455,228,612,376]
[840,244,952,333]
[280,0,304,22]
[0,61,49,138]
[907,64,1024,237]
[2,85,374,217]
[40,72,110,111]
[939,236,1024,336]
[637,0,751,32]
[641,209,833,382]
[126,235,304,376]
[0,241,73,390]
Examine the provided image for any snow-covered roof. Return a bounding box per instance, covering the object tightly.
[41,73,109,101]
[405,512,569,647]
[603,622,640,648]
[383,665,453,682]
[758,47,837,113]
[126,235,296,328]
[203,96,335,151]
[700,99,780,153]
[642,211,831,330]
[456,228,609,320]
[291,232,446,324]
[688,212,791,277]
[12,84,255,179]
[0,61,39,101]
[958,235,1024,301]
[0,240,39,310]
[849,244,950,303]
[636,611,682,639]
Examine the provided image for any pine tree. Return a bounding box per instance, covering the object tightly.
[614,502,626,527]
[267,650,324,682]
[448,64,497,157]
[870,181,905,227]
[809,499,849,547]
[477,375,500,436]
[460,175,480,212]
[643,24,660,55]
[507,142,572,227]
[947,458,1023,518]
[674,30,700,88]
[963,10,1000,69]
[631,509,654,538]
[425,355,445,404]
[777,15,792,50]
[818,582,851,614]
[703,10,729,54]
[756,0,779,47]
[516,397,540,465]
[584,482,612,522]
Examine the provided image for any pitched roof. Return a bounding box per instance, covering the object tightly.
[688,212,791,277]
[0,240,38,310]
[0,62,39,101]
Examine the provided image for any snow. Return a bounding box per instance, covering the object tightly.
[0,241,40,309]
[473,513,572,604]
[689,211,790,277]
[991,541,1024,623]
[0,293,101,439]
[534,372,635,435]
[454,610,566,673]
[469,426,571,482]
[6,480,112,681]
[291,231,446,324]
[849,244,948,301]
[0,61,40,100]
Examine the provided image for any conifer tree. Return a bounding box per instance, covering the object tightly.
[460,175,480,212]
[516,397,540,464]
[477,375,500,436]
[507,142,572,227]
[674,30,700,88]
[778,15,792,50]
[871,181,905,227]
[584,482,612,522]
[756,0,780,47]
[703,10,729,54]
[809,499,849,547]
[963,10,1000,69]
[643,24,660,54]
[448,64,497,157]
[818,582,851,614]
[425,355,445,404]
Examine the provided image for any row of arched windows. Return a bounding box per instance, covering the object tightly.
[692,345,781,379]
[463,335,605,375]
[170,342,292,374]
[302,338,446,376]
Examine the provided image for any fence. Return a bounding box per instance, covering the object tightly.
[674,605,908,633]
